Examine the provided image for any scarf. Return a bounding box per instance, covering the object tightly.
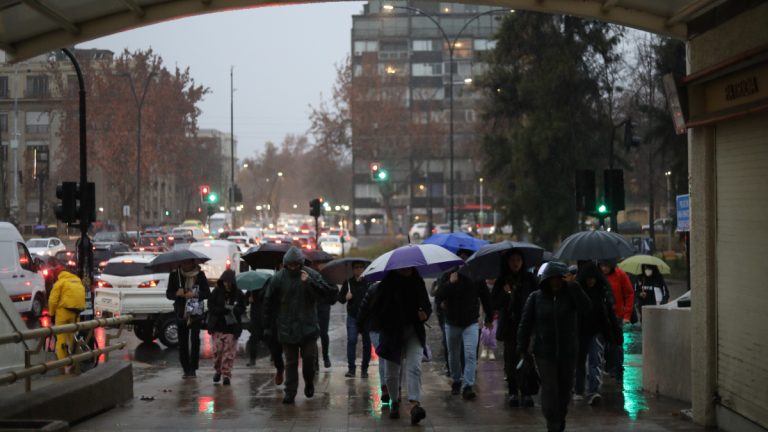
[181,267,199,290]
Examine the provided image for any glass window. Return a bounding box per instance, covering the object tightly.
[0,76,8,98]
[452,39,472,59]
[25,76,48,98]
[103,261,155,277]
[412,63,442,77]
[0,113,7,132]
[25,111,50,134]
[412,87,444,100]
[413,40,438,51]
[0,243,15,271]
[473,39,497,51]
[17,243,33,271]
[353,40,379,56]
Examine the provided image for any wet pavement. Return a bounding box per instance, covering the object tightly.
[70,302,704,431]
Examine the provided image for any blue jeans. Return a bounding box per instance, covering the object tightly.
[445,322,479,387]
[384,326,423,403]
[369,331,386,384]
[346,316,371,371]
[575,334,604,396]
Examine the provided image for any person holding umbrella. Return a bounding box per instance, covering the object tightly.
[166,259,211,378]
[263,247,337,404]
[517,262,591,432]
[634,264,670,316]
[236,271,271,367]
[207,270,246,385]
[491,249,538,407]
[338,261,372,378]
[434,248,493,400]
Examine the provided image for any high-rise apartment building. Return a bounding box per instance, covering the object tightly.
[350,0,502,233]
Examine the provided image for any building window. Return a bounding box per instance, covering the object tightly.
[25,76,48,98]
[465,109,477,123]
[0,77,8,98]
[353,40,379,56]
[25,111,50,134]
[412,87,444,100]
[413,63,443,76]
[452,39,473,59]
[473,39,497,51]
[413,40,438,51]
[355,184,382,199]
[0,113,7,132]
[379,40,408,60]
[66,75,78,97]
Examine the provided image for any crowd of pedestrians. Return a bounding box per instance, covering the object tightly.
[157,243,669,432]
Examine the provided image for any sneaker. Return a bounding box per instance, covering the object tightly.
[389,402,400,419]
[488,351,496,360]
[213,373,221,383]
[588,393,602,406]
[361,370,369,378]
[304,383,315,398]
[462,386,476,400]
[480,349,488,359]
[573,393,584,401]
[282,393,295,404]
[345,370,355,378]
[223,377,231,386]
[522,395,535,408]
[323,357,332,368]
[410,405,426,425]
[508,394,520,407]
[451,381,462,395]
[275,370,284,386]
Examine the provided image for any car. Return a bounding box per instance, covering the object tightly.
[325,229,358,248]
[292,234,317,251]
[95,254,170,290]
[226,235,254,253]
[189,240,241,282]
[134,235,168,253]
[318,235,351,256]
[171,226,207,241]
[432,224,451,234]
[93,230,132,245]
[409,222,428,240]
[25,237,66,257]
[93,241,133,272]
[55,249,78,270]
[218,229,248,239]
[1,222,47,317]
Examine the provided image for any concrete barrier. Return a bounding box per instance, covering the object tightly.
[0,361,133,424]
[642,305,691,403]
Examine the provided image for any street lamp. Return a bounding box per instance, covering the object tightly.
[122,69,156,233]
[479,177,484,240]
[383,5,511,232]
[665,171,672,251]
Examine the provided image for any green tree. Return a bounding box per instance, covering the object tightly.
[478,12,623,248]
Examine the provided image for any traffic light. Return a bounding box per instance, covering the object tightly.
[604,169,625,212]
[597,203,609,215]
[375,168,389,181]
[208,192,218,203]
[309,198,322,218]
[54,182,78,223]
[370,162,381,181]
[200,184,210,202]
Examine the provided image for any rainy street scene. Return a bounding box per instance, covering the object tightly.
[1,1,767,432]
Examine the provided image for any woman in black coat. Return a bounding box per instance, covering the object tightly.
[207,270,246,385]
[165,260,210,378]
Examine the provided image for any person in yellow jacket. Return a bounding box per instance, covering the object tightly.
[48,270,86,360]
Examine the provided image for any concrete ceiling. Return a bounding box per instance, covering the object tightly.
[0,0,735,61]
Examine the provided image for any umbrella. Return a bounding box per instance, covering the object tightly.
[362,244,464,282]
[461,240,545,280]
[304,249,334,263]
[554,230,635,261]
[236,270,272,292]
[422,232,489,254]
[145,249,210,272]
[618,255,671,275]
[241,243,291,270]
[320,257,372,285]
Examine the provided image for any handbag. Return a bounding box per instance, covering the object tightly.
[515,355,540,396]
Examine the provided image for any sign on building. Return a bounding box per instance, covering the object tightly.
[676,194,689,232]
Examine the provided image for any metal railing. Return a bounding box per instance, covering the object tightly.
[0,315,133,392]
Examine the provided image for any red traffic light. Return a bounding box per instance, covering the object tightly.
[370,162,380,172]
[200,185,210,195]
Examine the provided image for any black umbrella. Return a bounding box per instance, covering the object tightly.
[462,240,545,280]
[304,249,334,263]
[553,230,635,261]
[241,243,291,270]
[145,249,210,272]
[320,257,372,285]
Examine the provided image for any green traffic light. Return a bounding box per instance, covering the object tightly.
[377,170,388,181]
[208,192,218,203]
[598,204,608,214]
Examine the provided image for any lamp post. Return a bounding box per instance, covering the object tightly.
[479,177,484,240]
[665,170,672,252]
[383,4,510,233]
[122,70,156,234]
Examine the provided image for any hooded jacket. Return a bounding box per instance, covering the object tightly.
[603,265,634,320]
[207,271,247,335]
[435,267,492,328]
[634,265,669,306]
[263,247,338,344]
[517,262,591,361]
[576,262,620,344]
[491,252,537,341]
[49,271,86,314]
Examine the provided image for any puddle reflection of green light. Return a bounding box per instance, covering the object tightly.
[622,327,649,420]
[368,384,383,421]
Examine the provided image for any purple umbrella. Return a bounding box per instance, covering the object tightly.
[362,244,464,282]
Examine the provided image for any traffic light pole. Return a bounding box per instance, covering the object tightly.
[61,48,93,288]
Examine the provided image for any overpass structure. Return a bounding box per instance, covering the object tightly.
[1,1,767,431]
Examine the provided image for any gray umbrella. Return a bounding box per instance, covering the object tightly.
[145,249,210,272]
[553,230,635,261]
[461,240,545,280]
[320,257,372,285]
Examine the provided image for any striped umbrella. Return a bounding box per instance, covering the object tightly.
[362,244,464,282]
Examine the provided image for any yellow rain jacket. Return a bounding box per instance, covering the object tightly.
[49,271,86,314]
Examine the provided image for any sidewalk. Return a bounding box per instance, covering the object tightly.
[73,309,704,431]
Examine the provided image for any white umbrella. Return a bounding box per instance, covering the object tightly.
[362,243,464,282]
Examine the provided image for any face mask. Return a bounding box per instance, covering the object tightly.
[644,269,653,277]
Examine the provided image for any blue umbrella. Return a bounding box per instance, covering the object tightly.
[422,232,489,254]
[362,244,464,282]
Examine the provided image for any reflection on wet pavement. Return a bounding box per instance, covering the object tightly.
[622,326,650,420]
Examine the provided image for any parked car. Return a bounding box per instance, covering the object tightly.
[93,230,132,246]
[1,222,47,317]
[319,235,351,256]
[93,241,132,272]
[226,235,254,254]
[409,223,428,240]
[25,237,66,257]
[189,240,241,282]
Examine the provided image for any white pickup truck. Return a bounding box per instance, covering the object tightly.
[93,254,179,347]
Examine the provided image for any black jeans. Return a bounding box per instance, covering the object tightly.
[503,335,529,396]
[536,357,577,432]
[177,319,202,373]
[317,303,331,361]
[268,333,284,372]
[283,337,318,396]
[247,318,263,362]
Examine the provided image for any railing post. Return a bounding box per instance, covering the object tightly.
[24,350,31,392]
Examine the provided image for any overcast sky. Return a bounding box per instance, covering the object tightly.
[78,3,366,160]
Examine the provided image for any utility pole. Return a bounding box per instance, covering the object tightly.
[230,66,236,229]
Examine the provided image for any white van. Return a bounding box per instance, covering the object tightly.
[0,222,47,317]
[189,240,241,282]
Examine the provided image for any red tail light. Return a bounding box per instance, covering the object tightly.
[10,294,32,302]
[225,259,232,270]
[42,269,49,277]
[99,261,108,268]
[94,279,113,288]
[138,280,160,288]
